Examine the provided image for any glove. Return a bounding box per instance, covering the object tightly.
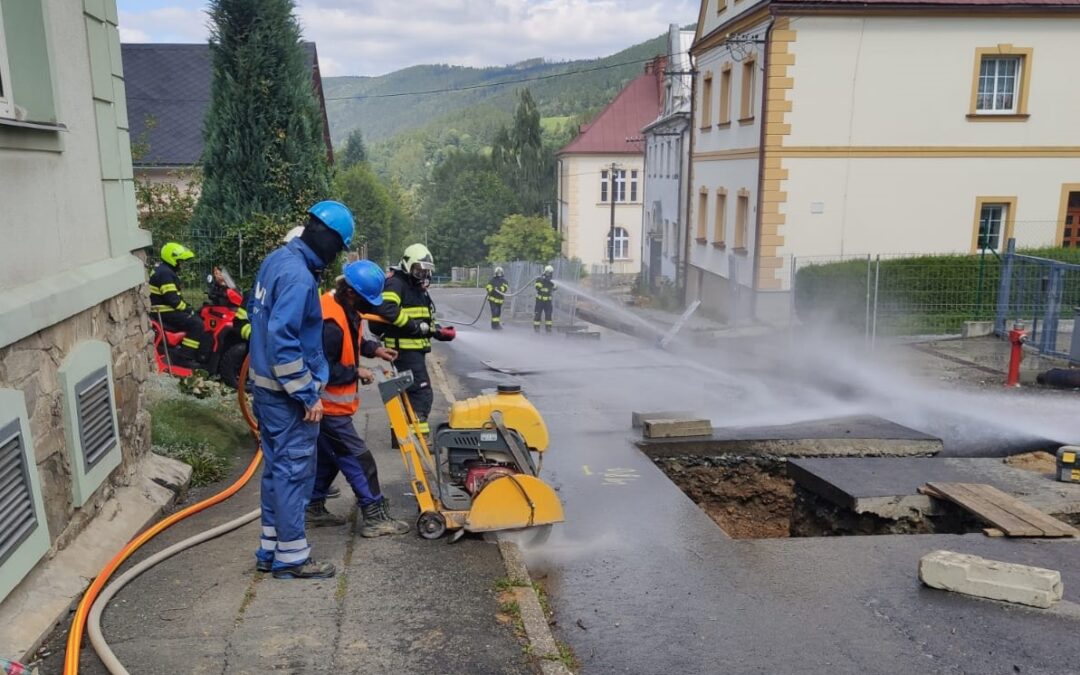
[434,325,456,342]
[418,321,431,336]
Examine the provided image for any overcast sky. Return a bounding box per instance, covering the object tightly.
[116,1,697,77]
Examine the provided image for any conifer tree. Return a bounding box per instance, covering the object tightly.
[492,89,552,216]
[193,0,330,244]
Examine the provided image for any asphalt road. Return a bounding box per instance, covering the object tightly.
[432,287,1080,675]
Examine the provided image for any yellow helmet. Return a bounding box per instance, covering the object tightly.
[161,242,195,266]
[400,243,434,279]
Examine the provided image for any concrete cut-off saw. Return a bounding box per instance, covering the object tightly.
[378,369,564,543]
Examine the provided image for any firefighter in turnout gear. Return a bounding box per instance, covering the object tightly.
[534,265,555,333]
[370,244,455,435]
[486,266,509,330]
[306,261,411,537]
[249,200,355,580]
[149,242,211,365]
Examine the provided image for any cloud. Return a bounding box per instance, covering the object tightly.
[116,0,697,76]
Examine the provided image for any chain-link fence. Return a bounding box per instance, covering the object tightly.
[995,242,1080,359]
[794,249,1010,341]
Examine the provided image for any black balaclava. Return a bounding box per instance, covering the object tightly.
[300,217,345,267]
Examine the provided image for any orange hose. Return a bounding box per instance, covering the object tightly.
[64,357,262,674]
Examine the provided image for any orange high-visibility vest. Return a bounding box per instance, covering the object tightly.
[320,292,361,416]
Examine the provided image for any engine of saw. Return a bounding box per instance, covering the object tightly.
[431,384,549,512]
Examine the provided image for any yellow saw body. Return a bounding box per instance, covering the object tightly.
[378,371,564,540]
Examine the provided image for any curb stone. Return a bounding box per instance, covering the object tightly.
[430,350,573,674]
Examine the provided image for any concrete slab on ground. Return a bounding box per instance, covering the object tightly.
[637,414,942,459]
[789,456,1080,519]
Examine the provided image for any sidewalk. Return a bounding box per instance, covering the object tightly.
[34,371,533,674]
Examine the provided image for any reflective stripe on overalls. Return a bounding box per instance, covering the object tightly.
[319,292,361,416]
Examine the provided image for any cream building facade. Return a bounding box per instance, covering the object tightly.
[556,62,663,273]
[689,0,1080,321]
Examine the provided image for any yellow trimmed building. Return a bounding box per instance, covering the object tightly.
[688,0,1080,321]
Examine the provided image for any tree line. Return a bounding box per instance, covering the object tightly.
[137,0,567,286]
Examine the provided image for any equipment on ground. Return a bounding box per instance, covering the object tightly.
[378,367,563,542]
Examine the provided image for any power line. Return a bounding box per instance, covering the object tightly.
[125,51,690,104]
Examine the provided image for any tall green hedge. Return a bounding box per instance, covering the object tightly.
[795,248,1080,334]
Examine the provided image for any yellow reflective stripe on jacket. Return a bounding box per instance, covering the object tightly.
[150,305,176,313]
[400,306,431,319]
[159,283,180,293]
[382,291,402,304]
[235,307,248,320]
[240,324,251,340]
[148,285,161,294]
[177,300,187,310]
[383,337,430,350]
[488,297,504,304]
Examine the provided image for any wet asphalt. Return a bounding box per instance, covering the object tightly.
[432,287,1080,675]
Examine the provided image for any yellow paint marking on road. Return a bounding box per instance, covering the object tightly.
[602,467,641,486]
[428,356,457,403]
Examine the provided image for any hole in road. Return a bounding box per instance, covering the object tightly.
[649,454,988,539]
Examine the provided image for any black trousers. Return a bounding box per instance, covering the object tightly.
[395,349,433,428]
[160,311,211,364]
[489,300,503,328]
[533,300,553,332]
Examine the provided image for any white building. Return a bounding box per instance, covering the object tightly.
[641,25,695,292]
[689,0,1080,321]
[556,60,663,273]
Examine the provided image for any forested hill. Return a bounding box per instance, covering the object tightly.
[322,30,671,148]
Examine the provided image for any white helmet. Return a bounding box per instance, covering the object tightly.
[283,226,304,243]
[544,265,554,275]
[400,243,435,280]
[494,266,504,276]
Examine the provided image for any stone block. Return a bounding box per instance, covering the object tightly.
[2,349,45,384]
[631,410,693,429]
[643,418,713,439]
[919,550,1063,609]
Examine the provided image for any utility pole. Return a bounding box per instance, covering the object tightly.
[609,161,619,268]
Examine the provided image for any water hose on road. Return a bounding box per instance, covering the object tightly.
[65,359,262,675]
[437,281,536,327]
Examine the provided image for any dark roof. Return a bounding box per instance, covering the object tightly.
[558,63,664,156]
[122,42,326,167]
[774,0,1080,5]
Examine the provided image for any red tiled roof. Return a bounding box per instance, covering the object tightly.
[557,66,663,156]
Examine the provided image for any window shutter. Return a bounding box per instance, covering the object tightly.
[75,368,117,471]
[0,421,37,566]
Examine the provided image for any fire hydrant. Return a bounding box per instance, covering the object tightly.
[1005,321,1028,387]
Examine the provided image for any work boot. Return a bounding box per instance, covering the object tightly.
[255,559,272,573]
[306,501,347,528]
[272,559,336,580]
[360,498,410,538]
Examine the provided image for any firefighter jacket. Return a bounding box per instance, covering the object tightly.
[149,262,191,314]
[320,291,380,416]
[247,238,328,409]
[371,269,435,352]
[535,276,555,303]
[486,276,509,304]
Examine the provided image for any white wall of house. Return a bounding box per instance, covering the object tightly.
[687,11,768,316]
[770,15,1080,286]
[558,153,645,272]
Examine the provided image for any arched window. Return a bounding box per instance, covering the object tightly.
[607,227,630,261]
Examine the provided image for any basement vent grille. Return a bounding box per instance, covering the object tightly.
[75,367,117,471]
[0,420,37,567]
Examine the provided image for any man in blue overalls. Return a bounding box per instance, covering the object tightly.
[248,201,355,579]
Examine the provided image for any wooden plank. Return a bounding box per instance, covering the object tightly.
[983,528,1006,538]
[964,484,1080,538]
[922,483,1042,536]
[642,418,713,439]
[923,482,1079,538]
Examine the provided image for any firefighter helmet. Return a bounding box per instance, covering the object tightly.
[494,266,504,276]
[544,265,554,275]
[400,244,435,279]
[161,242,195,266]
[283,226,304,243]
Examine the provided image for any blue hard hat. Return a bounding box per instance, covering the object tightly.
[343,260,384,306]
[307,200,355,247]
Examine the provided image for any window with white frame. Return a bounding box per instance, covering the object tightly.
[0,2,14,119]
[977,56,1022,113]
[978,203,1008,250]
[607,227,630,260]
[601,169,634,202]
